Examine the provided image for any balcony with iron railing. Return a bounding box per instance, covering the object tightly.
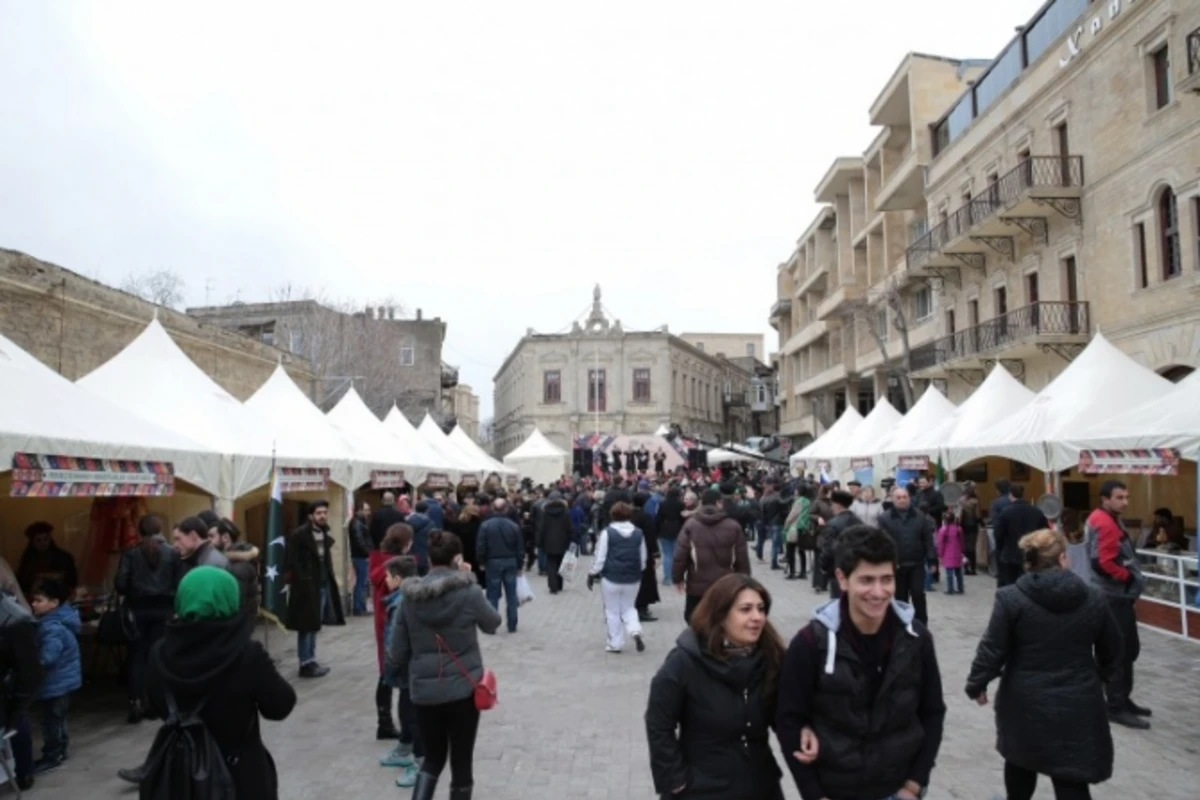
[906,156,1085,273]
[769,298,792,328]
[1182,28,1200,94]
[910,300,1090,374]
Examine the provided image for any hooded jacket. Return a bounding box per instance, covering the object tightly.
[536,495,574,556]
[146,614,297,800]
[645,629,784,800]
[591,522,647,584]
[777,597,945,800]
[966,569,1121,784]
[0,595,42,727]
[388,567,501,706]
[672,506,751,598]
[36,603,82,700]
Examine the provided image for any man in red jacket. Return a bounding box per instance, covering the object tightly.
[1084,479,1148,730]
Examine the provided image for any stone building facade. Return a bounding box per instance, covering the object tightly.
[187,300,456,421]
[448,383,481,441]
[493,287,755,455]
[771,0,1200,447]
[0,249,313,397]
[677,332,765,361]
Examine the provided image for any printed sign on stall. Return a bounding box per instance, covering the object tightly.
[896,455,931,471]
[279,467,330,492]
[10,453,175,497]
[370,470,406,489]
[850,457,873,470]
[459,475,480,489]
[505,474,519,489]
[1078,448,1180,476]
[424,472,451,489]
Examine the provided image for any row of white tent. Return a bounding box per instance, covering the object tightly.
[793,333,1200,477]
[0,319,539,504]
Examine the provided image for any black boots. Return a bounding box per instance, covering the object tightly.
[376,706,400,740]
[412,772,439,800]
[449,785,474,800]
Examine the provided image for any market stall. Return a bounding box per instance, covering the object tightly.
[828,399,903,481]
[383,407,461,490]
[791,406,863,475]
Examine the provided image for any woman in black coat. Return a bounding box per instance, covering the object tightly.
[144,566,296,799]
[645,574,788,800]
[655,488,685,587]
[632,493,661,621]
[966,529,1122,800]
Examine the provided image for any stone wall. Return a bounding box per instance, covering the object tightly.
[0,249,314,397]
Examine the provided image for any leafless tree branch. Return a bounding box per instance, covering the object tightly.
[121,268,187,309]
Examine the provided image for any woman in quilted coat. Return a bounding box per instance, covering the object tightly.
[965,529,1122,800]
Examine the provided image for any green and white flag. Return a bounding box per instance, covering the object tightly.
[262,467,288,627]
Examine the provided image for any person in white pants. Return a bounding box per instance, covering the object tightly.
[587,501,648,653]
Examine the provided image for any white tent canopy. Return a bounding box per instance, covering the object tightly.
[383,407,462,481]
[831,398,904,474]
[792,406,863,465]
[327,388,436,485]
[1064,369,1200,459]
[418,414,485,477]
[77,319,277,500]
[949,334,1175,471]
[244,366,354,488]
[877,387,957,470]
[504,429,569,485]
[447,426,515,476]
[891,365,1035,469]
[0,330,223,495]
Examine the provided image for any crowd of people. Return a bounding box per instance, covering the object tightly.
[0,451,1162,798]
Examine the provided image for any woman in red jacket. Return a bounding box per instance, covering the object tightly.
[370,524,413,742]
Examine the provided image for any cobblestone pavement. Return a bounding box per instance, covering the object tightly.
[34,559,1200,798]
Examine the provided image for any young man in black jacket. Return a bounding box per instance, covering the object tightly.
[776,526,946,800]
[992,484,1048,587]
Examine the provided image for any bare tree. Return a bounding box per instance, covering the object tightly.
[844,277,915,410]
[122,268,187,309]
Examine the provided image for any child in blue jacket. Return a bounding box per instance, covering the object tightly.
[30,579,81,774]
[380,556,423,787]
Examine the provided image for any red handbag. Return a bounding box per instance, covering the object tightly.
[435,634,498,711]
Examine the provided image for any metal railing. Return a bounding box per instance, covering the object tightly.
[911,301,1089,369]
[1188,28,1200,76]
[1136,548,1199,641]
[906,156,1085,271]
[770,298,792,319]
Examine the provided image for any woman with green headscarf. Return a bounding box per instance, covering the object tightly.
[143,566,296,798]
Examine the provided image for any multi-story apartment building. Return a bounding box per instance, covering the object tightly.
[772,54,988,447]
[906,0,1200,397]
[447,383,481,441]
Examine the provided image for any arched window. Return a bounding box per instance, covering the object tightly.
[1160,187,1181,280]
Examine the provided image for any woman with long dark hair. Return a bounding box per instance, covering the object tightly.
[645,574,789,800]
[966,529,1122,800]
[114,514,182,724]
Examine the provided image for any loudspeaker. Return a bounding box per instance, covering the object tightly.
[572,448,594,475]
[687,448,708,469]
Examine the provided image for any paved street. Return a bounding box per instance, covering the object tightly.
[36,559,1200,799]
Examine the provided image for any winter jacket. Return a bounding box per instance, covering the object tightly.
[181,540,231,574]
[381,590,407,689]
[672,506,751,598]
[777,598,946,800]
[420,499,445,531]
[388,567,501,706]
[993,500,1049,566]
[935,524,965,570]
[35,604,82,700]
[592,522,647,585]
[115,542,183,615]
[760,492,786,528]
[916,486,945,520]
[535,498,574,556]
[405,512,435,574]
[645,629,785,800]
[226,543,261,618]
[146,614,296,800]
[817,510,862,578]
[349,516,372,560]
[16,544,78,596]
[1084,508,1145,601]
[476,514,524,563]
[0,595,41,729]
[965,569,1121,785]
[284,522,345,634]
[876,507,936,566]
[369,504,408,550]
[656,494,686,540]
[850,498,883,529]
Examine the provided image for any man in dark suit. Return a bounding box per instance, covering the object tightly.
[368,491,407,550]
[993,484,1048,587]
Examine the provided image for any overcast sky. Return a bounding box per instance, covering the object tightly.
[0,1,1045,418]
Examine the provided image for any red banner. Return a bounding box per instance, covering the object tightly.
[11,453,174,498]
[1078,448,1180,475]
